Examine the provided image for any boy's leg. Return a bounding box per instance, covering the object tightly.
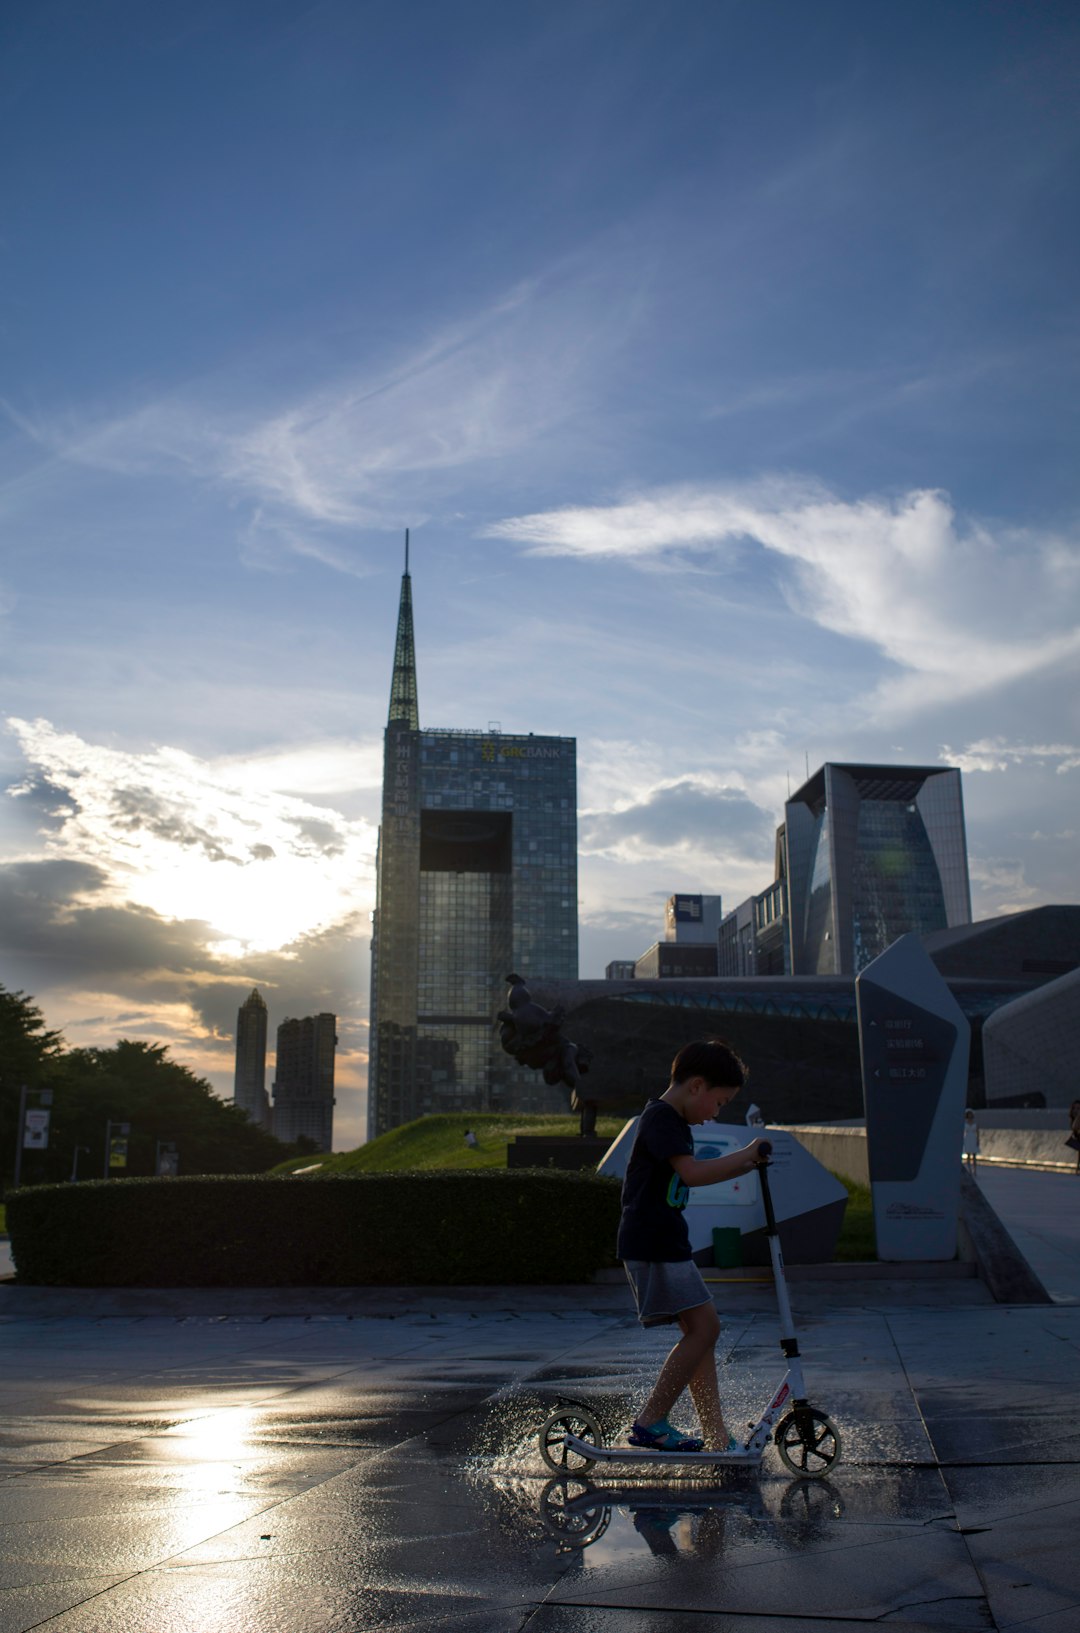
[637,1301,722,1437]
[683,1314,732,1449]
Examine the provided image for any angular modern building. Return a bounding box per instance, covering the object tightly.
[982,965,1080,1109]
[783,763,972,975]
[368,544,578,1139]
[232,987,270,1130]
[272,1013,337,1150]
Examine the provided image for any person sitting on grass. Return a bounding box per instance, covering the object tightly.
[617,1038,765,1453]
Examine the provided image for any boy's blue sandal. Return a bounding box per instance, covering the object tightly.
[627,1419,705,1453]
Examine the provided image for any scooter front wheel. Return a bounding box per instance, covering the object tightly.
[775,1408,841,1478]
[539,1405,603,1473]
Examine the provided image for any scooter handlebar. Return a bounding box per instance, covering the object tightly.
[755,1139,772,1162]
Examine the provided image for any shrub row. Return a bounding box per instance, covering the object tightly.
[6,1169,622,1287]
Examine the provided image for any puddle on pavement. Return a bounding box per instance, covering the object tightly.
[452,1372,955,1577]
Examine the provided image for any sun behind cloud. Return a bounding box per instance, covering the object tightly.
[5,718,375,956]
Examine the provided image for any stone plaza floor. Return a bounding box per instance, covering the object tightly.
[1,1272,1078,1632]
[1,1162,1078,1631]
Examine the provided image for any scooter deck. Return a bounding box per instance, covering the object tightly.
[564,1433,763,1467]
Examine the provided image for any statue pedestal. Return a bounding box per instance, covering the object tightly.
[506,1136,611,1171]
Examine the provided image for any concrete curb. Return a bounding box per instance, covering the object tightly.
[0,1282,639,1319]
[593,1260,977,1284]
[957,1168,1052,1304]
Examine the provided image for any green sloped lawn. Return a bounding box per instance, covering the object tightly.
[270,1112,627,1175]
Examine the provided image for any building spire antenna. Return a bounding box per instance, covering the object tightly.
[388,530,419,730]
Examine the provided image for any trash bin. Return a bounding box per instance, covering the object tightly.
[712,1227,743,1268]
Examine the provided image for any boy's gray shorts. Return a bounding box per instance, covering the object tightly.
[623,1259,712,1328]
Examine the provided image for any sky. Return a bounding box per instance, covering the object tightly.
[2,0,1078,1149]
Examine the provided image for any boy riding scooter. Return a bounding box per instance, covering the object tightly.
[618,1038,765,1453]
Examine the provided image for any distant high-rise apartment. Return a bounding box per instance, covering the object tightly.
[664,893,723,943]
[232,988,270,1130]
[272,1013,337,1150]
[784,763,971,975]
[368,539,578,1139]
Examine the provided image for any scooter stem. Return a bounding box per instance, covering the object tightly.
[757,1149,799,1351]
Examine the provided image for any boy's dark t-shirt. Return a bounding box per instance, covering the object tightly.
[617,1098,695,1263]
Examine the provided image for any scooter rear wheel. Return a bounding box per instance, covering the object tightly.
[539,1405,603,1473]
[539,1477,611,1546]
[775,1408,841,1478]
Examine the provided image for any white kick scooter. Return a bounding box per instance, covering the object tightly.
[538,1142,842,1480]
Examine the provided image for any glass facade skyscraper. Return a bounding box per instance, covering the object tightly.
[784,763,972,975]
[272,1012,337,1150]
[368,554,578,1139]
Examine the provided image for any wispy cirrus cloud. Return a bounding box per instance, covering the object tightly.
[486,482,1080,715]
[939,738,1080,775]
[967,854,1043,918]
[4,258,638,556]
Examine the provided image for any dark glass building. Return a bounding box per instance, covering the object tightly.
[784,763,971,975]
[634,942,719,978]
[527,972,1041,1122]
[368,548,578,1139]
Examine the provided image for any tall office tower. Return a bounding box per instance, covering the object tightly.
[272,1013,337,1150]
[784,763,972,976]
[368,543,578,1139]
[232,988,270,1129]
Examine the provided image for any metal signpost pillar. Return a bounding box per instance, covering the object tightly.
[103,1121,131,1179]
[13,1086,52,1188]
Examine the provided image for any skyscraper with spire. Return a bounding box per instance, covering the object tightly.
[368,535,578,1139]
[233,987,270,1130]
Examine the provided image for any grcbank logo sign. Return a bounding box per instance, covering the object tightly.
[481,740,566,762]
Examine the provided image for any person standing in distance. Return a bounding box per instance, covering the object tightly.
[618,1038,765,1453]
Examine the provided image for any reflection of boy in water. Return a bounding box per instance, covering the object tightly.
[618,1038,765,1453]
[632,1502,728,1558]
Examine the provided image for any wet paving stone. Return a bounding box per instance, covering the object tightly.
[0,1296,1075,1629]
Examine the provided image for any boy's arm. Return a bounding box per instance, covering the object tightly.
[670,1138,767,1188]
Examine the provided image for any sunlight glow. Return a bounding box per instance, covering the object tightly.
[6,718,376,953]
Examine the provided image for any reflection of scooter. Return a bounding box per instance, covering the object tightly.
[539,1142,842,1479]
[539,1474,842,1551]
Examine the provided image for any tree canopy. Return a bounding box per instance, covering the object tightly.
[1,984,305,1189]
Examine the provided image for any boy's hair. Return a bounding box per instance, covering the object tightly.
[670,1038,747,1089]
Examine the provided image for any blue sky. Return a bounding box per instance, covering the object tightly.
[2,0,1078,1147]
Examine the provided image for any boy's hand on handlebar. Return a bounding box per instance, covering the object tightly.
[748,1137,771,1167]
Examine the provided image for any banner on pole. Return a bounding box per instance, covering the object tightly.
[23,1108,50,1150]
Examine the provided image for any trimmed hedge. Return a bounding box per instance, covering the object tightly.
[6,1170,622,1287]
